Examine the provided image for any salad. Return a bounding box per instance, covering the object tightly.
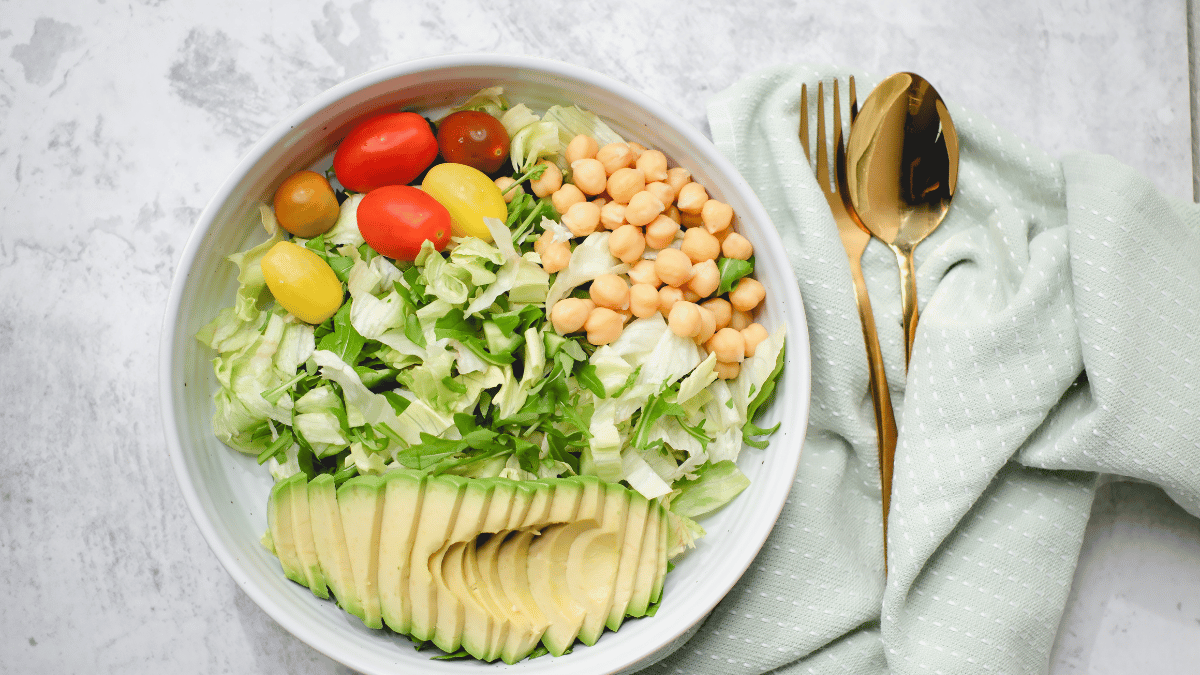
[197,86,785,654]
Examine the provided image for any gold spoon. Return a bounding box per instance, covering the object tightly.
[843,72,959,367]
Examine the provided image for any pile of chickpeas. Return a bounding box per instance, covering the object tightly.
[495,135,769,380]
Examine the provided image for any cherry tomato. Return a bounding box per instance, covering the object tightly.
[260,241,343,324]
[421,163,507,243]
[356,185,452,260]
[436,111,510,174]
[273,171,340,237]
[333,112,438,193]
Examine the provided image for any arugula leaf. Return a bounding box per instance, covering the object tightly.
[717,256,755,295]
[316,303,365,365]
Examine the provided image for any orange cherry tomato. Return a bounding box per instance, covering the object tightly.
[356,185,452,261]
[333,112,438,193]
[436,111,510,175]
[272,171,340,237]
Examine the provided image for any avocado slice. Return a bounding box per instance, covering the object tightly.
[472,531,514,662]
[337,475,386,628]
[478,478,516,534]
[574,482,631,645]
[431,479,494,654]
[436,538,496,659]
[497,529,549,664]
[287,473,329,599]
[407,474,466,642]
[517,480,554,529]
[378,470,424,635]
[606,491,650,631]
[267,474,306,586]
[308,473,361,617]
[530,475,605,656]
[627,500,662,618]
[650,502,669,605]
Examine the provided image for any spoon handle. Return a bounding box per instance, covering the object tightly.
[847,255,897,573]
[892,243,919,368]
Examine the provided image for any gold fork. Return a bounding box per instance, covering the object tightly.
[800,78,898,572]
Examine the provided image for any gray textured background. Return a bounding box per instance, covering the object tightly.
[1,1,1198,673]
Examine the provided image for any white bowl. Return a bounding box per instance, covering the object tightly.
[161,53,811,674]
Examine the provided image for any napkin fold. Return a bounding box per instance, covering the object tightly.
[639,65,1200,675]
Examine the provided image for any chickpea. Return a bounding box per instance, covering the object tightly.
[596,142,635,175]
[551,184,586,214]
[680,211,705,229]
[571,158,607,195]
[682,288,701,303]
[624,191,665,227]
[687,259,720,298]
[565,134,599,164]
[540,241,572,274]
[729,277,766,312]
[664,204,682,224]
[681,227,720,263]
[628,259,661,288]
[701,199,734,234]
[676,182,709,214]
[668,301,702,338]
[658,286,684,314]
[645,181,675,207]
[715,361,741,380]
[742,322,769,358]
[629,283,659,318]
[550,298,593,334]
[635,149,668,182]
[608,224,646,264]
[708,327,746,363]
[533,230,553,256]
[644,214,681,249]
[589,273,630,310]
[585,307,625,345]
[654,248,693,288]
[562,201,601,237]
[599,201,627,230]
[530,160,563,198]
[702,297,733,330]
[606,167,645,205]
[730,309,753,331]
[495,176,523,204]
[721,232,754,260]
[695,304,717,343]
[665,166,692,200]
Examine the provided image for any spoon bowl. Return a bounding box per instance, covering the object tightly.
[844,72,959,366]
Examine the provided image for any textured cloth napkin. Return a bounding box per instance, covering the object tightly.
[639,65,1200,675]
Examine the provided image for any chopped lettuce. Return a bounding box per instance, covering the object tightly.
[670,460,751,519]
[199,91,790,563]
[541,104,625,148]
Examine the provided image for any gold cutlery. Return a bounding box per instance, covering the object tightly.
[843,72,960,367]
[801,78,898,570]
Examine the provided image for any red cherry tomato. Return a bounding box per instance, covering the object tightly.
[436,111,510,174]
[333,112,438,193]
[356,185,452,261]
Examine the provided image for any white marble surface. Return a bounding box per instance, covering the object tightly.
[1,1,1196,673]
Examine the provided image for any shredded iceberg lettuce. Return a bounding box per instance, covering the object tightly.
[198,88,789,560]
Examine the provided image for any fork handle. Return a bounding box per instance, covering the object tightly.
[848,256,898,574]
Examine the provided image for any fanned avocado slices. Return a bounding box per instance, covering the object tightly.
[262,470,669,664]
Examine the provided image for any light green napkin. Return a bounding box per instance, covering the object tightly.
[639,65,1200,675]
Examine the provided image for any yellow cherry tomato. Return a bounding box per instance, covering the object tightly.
[273,170,341,238]
[260,241,343,324]
[420,163,507,242]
